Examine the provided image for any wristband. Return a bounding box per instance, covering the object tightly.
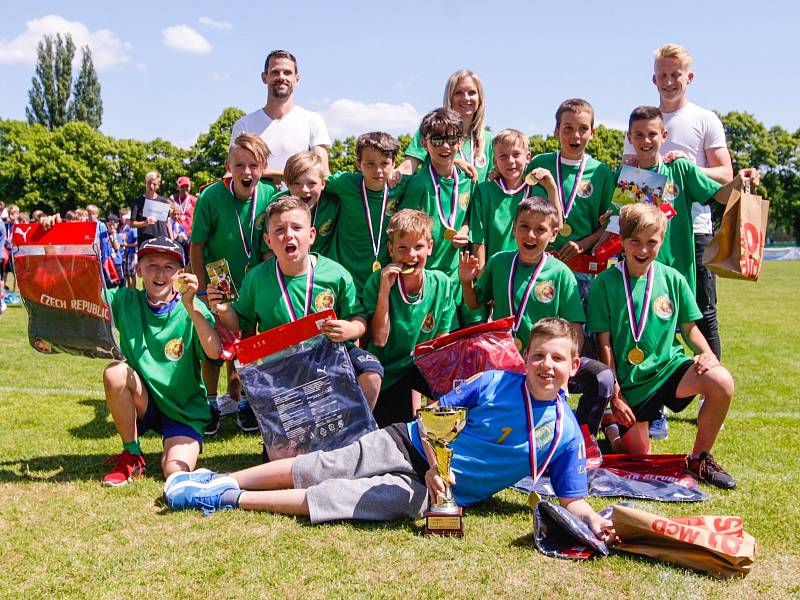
[196,290,207,296]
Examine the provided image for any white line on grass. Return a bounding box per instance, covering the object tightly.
[0,386,104,397]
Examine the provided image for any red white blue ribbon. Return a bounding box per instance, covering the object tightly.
[555,152,587,220]
[276,256,314,321]
[495,178,531,197]
[428,164,459,231]
[622,259,654,345]
[508,252,549,333]
[228,178,258,259]
[397,270,424,305]
[360,177,388,263]
[524,384,565,483]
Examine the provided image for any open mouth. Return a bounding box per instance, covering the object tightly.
[241,178,253,188]
[537,371,555,384]
[522,241,537,251]
[401,262,417,274]
[285,242,298,255]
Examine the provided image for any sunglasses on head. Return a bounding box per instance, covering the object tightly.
[426,134,461,147]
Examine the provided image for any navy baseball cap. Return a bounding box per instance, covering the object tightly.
[137,236,185,266]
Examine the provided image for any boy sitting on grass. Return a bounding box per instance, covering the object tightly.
[163,317,615,544]
[102,237,221,486]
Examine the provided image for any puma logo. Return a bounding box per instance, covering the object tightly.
[15,225,32,242]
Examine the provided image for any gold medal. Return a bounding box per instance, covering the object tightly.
[514,337,524,351]
[559,223,573,237]
[401,263,415,275]
[527,490,541,509]
[628,346,646,365]
[372,260,382,272]
[444,228,457,242]
[173,278,189,293]
[524,171,539,186]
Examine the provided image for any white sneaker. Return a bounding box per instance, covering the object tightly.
[0,300,6,315]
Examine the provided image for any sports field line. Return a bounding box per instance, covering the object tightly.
[0,386,104,397]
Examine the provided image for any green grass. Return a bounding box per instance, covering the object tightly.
[1,263,799,598]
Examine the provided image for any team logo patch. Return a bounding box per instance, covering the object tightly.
[255,213,266,229]
[534,280,556,304]
[662,181,680,203]
[318,220,333,237]
[653,294,675,319]
[420,311,436,333]
[535,420,555,448]
[577,179,594,198]
[459,191,470,210]
[387,199,400,214]
[314,290,335,311]
[164,338,184,361]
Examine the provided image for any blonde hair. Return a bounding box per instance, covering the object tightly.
[527,317,578,358]
[492,129,529,152]
[145,171,161,184]
[654,43,693,69]
[619,203,667,240]
[386,209,432,242]
[443,70,487,162]
[86,204,100,217]
[229,133,271,167]
[284,151,324,185]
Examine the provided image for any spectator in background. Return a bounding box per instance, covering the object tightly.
[131,171,171,246]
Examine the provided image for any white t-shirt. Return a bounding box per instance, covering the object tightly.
[624,102,727,234]
[231,105,331,174]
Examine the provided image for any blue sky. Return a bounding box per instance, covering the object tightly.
[0,1,794,148]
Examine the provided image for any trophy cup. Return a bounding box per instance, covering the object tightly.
[417,406,468,537]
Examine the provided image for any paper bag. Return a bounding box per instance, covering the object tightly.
[703,177,769,281]
[611,505,755,579]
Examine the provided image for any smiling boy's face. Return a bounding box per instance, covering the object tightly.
[621,224,664,272]
[513,210,558,264]
[627,117,668,167]
[422,127,462,174]
[266,208,315,264]
[387,230,432,273]
[137,254,181,300]
[524,334,579,400]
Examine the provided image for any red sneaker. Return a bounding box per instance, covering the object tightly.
[102,450,146,487]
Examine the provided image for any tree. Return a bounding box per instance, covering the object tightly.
[328,136,357,173]
[189,107,245,186]
[26,34,76,130]
[67,46,103,129]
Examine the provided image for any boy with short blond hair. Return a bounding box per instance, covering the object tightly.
[362,209,457,427]
[588,203,737,488]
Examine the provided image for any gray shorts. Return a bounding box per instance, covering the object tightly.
[292,428,429,523]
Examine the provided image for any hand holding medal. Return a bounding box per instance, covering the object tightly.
[175,273,199,306]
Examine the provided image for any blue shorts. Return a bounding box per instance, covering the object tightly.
[137,397,204,449]
[348,347,384,378]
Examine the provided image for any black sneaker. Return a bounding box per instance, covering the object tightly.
[205,407,221,437]
[686,452,736,489]
[237,405,260,434]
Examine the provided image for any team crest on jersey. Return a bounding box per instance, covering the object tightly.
[314,290,335,311]
[534,280,556,304]
[387,199,400,214]
[420,311,436,333]
[577,179,594,198]
[459,191,470,210]
[164,338,184,361]
[318,220,333,237]
[255,212,266,229]
[535,420,555,448]
[662,181,680,203]
[653,295,675,319]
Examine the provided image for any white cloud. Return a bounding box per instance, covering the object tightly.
[322,99,420,137]
[161,25,211,54]
[198,16,232,30]
[0,14,130,69]
[173,138,196,150]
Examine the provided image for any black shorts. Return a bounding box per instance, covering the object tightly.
[631,359,696,424]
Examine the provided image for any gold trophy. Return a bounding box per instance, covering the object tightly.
[417,406,468,537]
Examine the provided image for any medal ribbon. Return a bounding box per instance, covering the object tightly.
[360,178,388,263]
[508,252,549,333]
[524,384,565,484]
[228,178,258,259]
[397,271,424,305]
[555,152,588,220]
[458,132,475,165]
[622,260,655,345]
[495,178,531,197]
[428,164,459,231]
[276,256,315,322]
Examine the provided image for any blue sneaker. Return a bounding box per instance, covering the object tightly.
[649,414,669,440]
[163,468,218,495]
[166,476,240,513]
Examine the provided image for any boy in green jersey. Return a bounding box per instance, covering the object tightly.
[279,151,339,257]
[470,129,558,270]
[190,134,279,435]
[209,197,383,410]
[101,237,221,486]
[363,209,457,428]
[588,203,738,489]
[460,198,615,437]
[623,106,760,295]
[325,132,407,296]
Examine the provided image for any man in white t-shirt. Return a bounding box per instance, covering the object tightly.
[231,49,331,180]
[622,43,733,439]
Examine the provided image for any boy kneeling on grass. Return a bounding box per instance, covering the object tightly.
[163,318,614,543]
[101,237,221,486]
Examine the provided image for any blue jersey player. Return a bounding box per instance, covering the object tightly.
[164,318,614,541]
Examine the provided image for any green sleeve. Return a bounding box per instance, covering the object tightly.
[362,271,380,319]
[437,277,457,335]
[398,173,425,211]
[336,269,365,320]
[404,129,427,162]
[676,271,703,323]
[680,159,722,205]
[469,185,486,244]
[324,171,352,195]
[558,267,586,323]
[191,300,217,360]
[473,255,494,305]
[189,189,213,244]
[587,273,611,333]
[232,271,257,330]
[599,163,616,214]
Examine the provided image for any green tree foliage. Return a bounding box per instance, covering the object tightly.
[189,107,245,186]
[328,136,357,173]
[26,34,76,130]
[67,46,103,129]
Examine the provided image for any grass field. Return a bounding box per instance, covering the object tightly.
[1,262,799,599]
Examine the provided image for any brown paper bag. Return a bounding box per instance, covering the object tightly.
[703,176,769,281]
[611,505,756,579]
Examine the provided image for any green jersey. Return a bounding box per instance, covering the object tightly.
[107,288,215,435]
[325,172,409,293]
[234,254,364,333]
[406,128,495,184]
[474,251,585,352]
[363,269,456,389]
[469,179,533,258]
[274,189,340,258]
[587,261,702,407]
[526,152,615,253]
[399,165,472,277]
[191,178,279,288]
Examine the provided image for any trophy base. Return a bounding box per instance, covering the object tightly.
[424,506,464,537]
